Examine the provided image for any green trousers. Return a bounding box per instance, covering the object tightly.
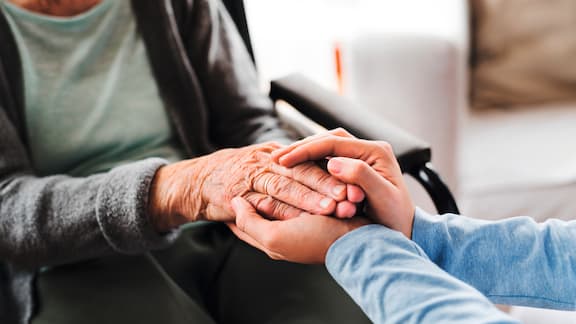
[33,223,371,324]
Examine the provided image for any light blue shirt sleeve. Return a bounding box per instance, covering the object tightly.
[412,208,576,310]
[326,224,519,324]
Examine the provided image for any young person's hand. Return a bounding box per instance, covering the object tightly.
[273,129,415,239]
[229,197,370,264]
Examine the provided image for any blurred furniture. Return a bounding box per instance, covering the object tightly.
[224,0,460,214]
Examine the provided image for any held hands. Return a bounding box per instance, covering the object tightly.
[229,129,416,263]
[274,129,415,239]
[230,197,370,263]
[148,142,363,232]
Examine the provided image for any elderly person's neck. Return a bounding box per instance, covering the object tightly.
[8,0,102,16]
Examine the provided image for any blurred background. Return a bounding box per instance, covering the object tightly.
[246,0,576,322]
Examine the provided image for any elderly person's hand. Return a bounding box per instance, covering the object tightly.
[274,129,415,238]
[148,142,361,232]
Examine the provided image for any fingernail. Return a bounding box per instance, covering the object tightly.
[328,159,342,174]
[299,212,312,218]
[319,197,332,209]
[332,185,345,197]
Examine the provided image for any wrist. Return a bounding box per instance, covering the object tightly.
[148,164,189,232]
[404,206,416,239]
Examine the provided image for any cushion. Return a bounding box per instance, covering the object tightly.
[460,102,576,222]
[470,0,576,109]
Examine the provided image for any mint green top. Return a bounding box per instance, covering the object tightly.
[1,0,184,177]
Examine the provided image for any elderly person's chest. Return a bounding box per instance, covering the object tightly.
[1,0,184,176]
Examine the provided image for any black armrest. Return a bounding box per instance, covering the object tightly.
[270,73,431,173]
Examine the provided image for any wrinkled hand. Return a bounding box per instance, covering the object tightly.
[149,142,360,231]
[229,197,370,263]
[273,129,415,238]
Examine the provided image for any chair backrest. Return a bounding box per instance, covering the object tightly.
[221,0,255,64]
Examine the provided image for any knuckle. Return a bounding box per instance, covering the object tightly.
[296,163,332,185]
[267,176,288,196]
[257,142,280,154]
[330,127,351,137]
[292,185,313,202]
[271,201,291,219]
[376,141,394,155]
[276,177,307,200]
[317,169,334,184]
[248,167,267,190]
[245,193,296,220]
[350,160,369,177]
[250,194,275,215]
[293,162,316,177]
[348,159,363,175]
[254,173,283,196]
[278,201,302,219]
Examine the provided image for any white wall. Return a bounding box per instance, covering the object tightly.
[245,0,467,89]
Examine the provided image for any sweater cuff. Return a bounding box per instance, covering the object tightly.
[96,158,179,254]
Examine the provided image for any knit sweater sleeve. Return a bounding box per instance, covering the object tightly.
[0,106,178,268]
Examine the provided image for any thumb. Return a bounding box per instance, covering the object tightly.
[231,196,273,241]
[231,197,256,231]
[327,157,391,196]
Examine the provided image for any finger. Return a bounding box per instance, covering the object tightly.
[326,127,355,138]
[231,197,285,258]
[347,184,366,203]
[277,137,381,168]
[334,201,357,218]
[327,157,394,198]
[271,128,353,163]
[243,192,305,220]
[252,172,336,215]
[269,161,347,201]
[271,128,355,163]
[232,196,273,236]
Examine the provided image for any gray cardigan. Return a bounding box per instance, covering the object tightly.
[0,0,291,322]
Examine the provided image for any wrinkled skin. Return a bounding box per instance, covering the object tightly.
[149,142,361,232]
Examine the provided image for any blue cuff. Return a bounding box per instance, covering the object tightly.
[326,224,424,273]
[411,207,450,262]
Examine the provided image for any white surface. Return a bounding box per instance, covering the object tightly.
[245,0,468,89]
[460,103,576,222]
[510,306,576,324]
[462,104,576,192]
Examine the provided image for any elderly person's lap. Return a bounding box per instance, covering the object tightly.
[33,223,369,324]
